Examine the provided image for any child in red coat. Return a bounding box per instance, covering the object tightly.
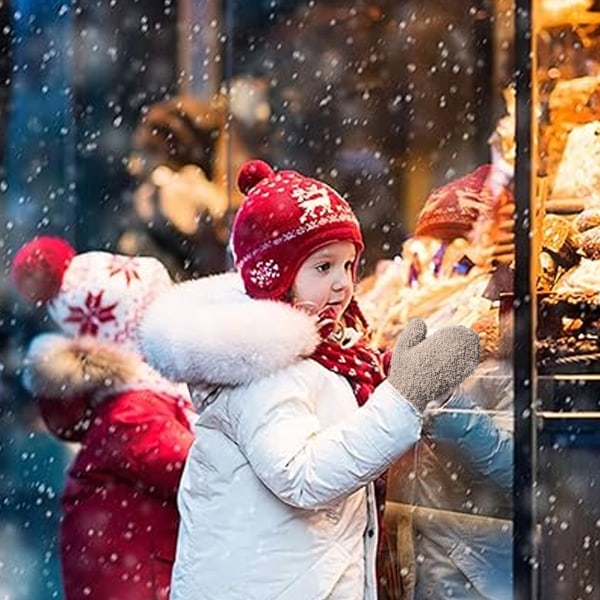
[11,237,195,600]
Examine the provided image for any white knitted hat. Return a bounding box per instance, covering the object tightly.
[11,236,172,355]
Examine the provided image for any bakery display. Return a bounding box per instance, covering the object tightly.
[533,26,600,372]
[356,11,600,378]
[358,164,512,361]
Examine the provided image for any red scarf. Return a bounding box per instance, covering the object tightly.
[310,298,390,545]
[311,298,386,405]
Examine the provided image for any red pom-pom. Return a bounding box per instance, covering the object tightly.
[237,160,274,195]
[11,236,76,304]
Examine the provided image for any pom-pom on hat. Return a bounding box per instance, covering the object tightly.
[11,236,173,354]
[231,160,364,299]
[11,236,76,304]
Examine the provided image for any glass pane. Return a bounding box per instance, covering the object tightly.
[533,0,600,596]
[0,1,529,599]
[228,1,515,598]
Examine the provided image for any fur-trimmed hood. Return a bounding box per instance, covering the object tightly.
[24,333,189,440]
[25,334,141,399]
[139,272,320,387]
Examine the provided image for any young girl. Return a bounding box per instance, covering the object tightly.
[140,160,480,600]
[11,237,196,600]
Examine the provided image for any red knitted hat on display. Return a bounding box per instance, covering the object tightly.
[231,160,364,299]
[415,164,503,240]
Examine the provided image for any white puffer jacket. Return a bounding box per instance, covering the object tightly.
[140,273,422,600]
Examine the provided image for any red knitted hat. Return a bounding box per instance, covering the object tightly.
[231,160,364,299]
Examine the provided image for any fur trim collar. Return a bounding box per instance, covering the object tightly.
[24,333,188,404]
[24,334,140,399]
[139,272,320,386]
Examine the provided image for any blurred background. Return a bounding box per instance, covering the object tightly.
[10,1,600,599]
[0,1,511,598]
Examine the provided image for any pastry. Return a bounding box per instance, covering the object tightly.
[540,214,580,266]
[579,226,600,259]
[537,250,559,292]
[574,209,600,232]
[544,198,587,214]
[550,121,600,208]
[553,258,600,294]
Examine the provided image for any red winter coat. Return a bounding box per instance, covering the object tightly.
[24,334,195,600]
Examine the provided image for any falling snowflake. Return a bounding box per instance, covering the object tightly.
[64,291,118,335]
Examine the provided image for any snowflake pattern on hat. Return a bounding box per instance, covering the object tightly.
[48,251,172,353]
[237,209,357,270]
[249,259,281,289]
[108,255,142,285]
[10,237,174,357]
[64,291,119,336]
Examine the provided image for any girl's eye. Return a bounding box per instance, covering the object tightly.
[316,262,331,273]
[344,260,354,271]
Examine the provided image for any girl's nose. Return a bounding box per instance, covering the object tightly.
[332,270,351,291]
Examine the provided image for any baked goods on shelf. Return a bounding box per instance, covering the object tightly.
[553,257,600,294]
[541,215,580,263]
[579,227,600,259]
[549,120,600,209]
[538,0,595,27]
[537,214,581,291]
[541,77,600,199]
[536,276,600,372]
[537,336,600,373]
[532,57,600,372]
[572,210,600,258]
[574,208,600,232]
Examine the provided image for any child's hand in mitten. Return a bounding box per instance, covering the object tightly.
[387,318,481,413]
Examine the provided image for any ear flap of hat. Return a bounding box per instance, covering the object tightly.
[11,236,76,305]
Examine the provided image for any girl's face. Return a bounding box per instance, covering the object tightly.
[291,241,356,319]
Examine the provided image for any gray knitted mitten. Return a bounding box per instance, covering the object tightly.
[388,318,481,413]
